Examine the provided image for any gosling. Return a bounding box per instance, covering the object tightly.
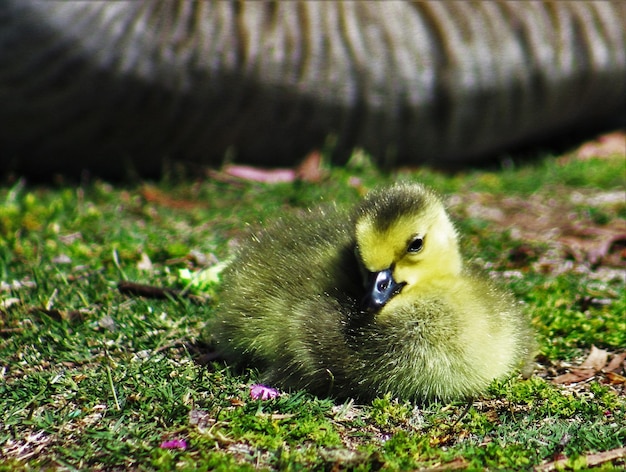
[208,182,534,402]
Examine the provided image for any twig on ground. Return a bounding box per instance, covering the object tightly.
[117,281,208,304]
[535,446,626,471]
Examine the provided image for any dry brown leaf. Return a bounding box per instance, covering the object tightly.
[605,371,626,385]
[552,370,595,385]
[605,351,626,373]
[228,398,245,407]
[219,152,326,184]
[552,347,626,385]
[580,345,609,370]
[222,164,295,183]
[295,150,326,183]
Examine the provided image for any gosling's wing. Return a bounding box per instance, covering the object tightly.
[209,206,363,381]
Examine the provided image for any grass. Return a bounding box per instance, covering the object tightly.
[1,147,625,470]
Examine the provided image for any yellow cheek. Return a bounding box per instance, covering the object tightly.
[393,248,462,295]
[393,259,422,286]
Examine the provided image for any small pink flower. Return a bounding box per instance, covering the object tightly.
[250,384,279,400]
[160,439,187,450]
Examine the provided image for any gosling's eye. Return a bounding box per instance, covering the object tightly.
[407,236,424,253]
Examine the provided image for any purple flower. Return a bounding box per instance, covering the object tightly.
[160,439,187,450]
[250,384,279,400]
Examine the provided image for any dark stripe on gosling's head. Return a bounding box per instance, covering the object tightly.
[355,183,433,233]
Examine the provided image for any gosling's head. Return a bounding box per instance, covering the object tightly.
[354,182,462,312]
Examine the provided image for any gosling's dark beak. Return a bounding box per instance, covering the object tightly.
[361,268,406,312]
